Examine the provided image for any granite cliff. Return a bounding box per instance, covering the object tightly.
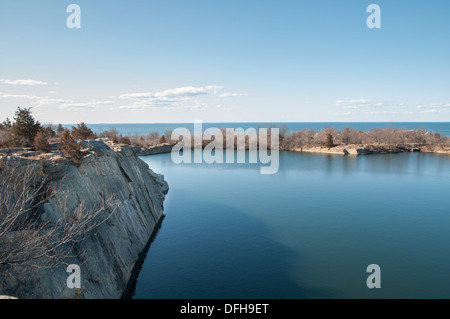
[0,140,168,299]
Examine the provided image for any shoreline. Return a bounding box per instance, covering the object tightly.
[290,144,450,156]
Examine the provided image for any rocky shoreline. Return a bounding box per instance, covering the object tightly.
[0,140,168,299]
[292,144,450,155]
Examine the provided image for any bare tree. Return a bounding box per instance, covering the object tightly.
[0,160,117,275]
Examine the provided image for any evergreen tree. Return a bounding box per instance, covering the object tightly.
[56,123,64,135]
[72,122,95,140]
[0,118,12,131]
[325,133,334,148]
[10,107,41,147]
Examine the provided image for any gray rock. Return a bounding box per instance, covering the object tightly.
[0,141,168,299]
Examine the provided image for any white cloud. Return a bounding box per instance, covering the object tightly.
[0,79,48,86]
[336,99,384,109]
[416,103,450,109]
[60,100,115,110]
[0,93,42,100]
[365,111,400,115]
[219,92,248,98]
[421,109,438,113]
[120,85,224,100]
[119,85,225,110]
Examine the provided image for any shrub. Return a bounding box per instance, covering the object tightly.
[0,130,12,148]
[159,135,166,144]
[41,125,56,138]
[118,136,131,145]
[33,130,52,153]
[0,118,12,131]
[60,129,83,165]
[72,123,96,140]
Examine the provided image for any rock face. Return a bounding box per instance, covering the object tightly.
[0,141,168,299]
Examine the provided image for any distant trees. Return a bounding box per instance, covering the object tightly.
[56,124,64,135]
[0,118,12,131]
[280,127,450,150]
[98,129,175,147]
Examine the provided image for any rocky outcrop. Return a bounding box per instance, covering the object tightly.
[420,145,450,154]
[0,141,168,299]
[134,143,175,156]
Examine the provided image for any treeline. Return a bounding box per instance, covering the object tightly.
[0,107,96,147]
[0,107,174,150]
[280,127,450,150]
[2,108,449,153]
[98,129,173,147]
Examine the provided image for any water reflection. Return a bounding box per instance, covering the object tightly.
[135,151,450,298]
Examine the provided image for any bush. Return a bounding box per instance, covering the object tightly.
[41,125,56,139]
[60,129,83,165]
[72,123,96,140]
[33,130,52,153]
[0,130,12,148]
[118,136,131,145]
[0,118,12,131]
[159,135,166,144]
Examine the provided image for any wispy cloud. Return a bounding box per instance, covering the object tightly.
[0,92,73,107]
[219,92,248,98]
[119,85,225,110]
[336,99,384,109]
[338,98,450,116]
[120,85,224,100]
[0,93,42,100]
[416,103,450,109]
[0,79,48,86]
[60,100,115,110]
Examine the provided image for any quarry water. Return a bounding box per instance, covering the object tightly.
[132,151,450,298]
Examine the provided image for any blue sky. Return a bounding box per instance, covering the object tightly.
[0,0,449,124]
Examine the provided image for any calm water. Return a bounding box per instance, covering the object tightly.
[131,151,450,299]
[69,122,450,137]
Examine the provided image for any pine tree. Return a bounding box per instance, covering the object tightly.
[56,124,64,135]
[325,133,334,148]
[71,122,95,140]
[0,118,12,131]
[10,107,41,146]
